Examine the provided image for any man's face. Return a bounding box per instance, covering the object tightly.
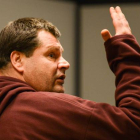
[22,30,70,93]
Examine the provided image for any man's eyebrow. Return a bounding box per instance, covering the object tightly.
[46,45,64,52]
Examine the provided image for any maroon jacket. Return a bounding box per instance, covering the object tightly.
[0,35,140,140]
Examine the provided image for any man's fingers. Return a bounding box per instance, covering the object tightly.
[115,6,122,14]
[110,7,117,20]
[101,29,112,42]
[115,6,125,20]
[110,6,132,35]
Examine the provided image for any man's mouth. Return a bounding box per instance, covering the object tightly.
[56,75,66,84]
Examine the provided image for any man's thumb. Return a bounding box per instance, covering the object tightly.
[101,29,112,42]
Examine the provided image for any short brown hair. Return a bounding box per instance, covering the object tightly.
[0,17,61,68]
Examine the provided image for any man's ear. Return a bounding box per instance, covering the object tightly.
[10,51,25,73]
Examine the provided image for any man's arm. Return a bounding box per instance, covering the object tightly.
[86,6,140,139]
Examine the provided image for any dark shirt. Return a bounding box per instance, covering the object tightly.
[0,34,140,140]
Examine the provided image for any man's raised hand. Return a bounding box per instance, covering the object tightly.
[101,6,132,42]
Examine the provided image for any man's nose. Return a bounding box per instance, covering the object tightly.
[58,57,70,70]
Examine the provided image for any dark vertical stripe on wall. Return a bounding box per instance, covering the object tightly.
[74,3,81,97]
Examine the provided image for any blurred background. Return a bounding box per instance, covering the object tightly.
[1,0,140,105]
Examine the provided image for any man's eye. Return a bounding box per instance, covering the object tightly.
[49,53,55,58]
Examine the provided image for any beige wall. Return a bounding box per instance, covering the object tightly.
[0,0,75,95]
[81,3,140,105]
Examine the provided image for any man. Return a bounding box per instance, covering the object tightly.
[0,6,140,140]
[0,18,70,93]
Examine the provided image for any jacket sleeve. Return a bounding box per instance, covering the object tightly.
[86,34,140,140]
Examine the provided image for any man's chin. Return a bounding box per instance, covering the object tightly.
[53,85,65,93]
[54,89,65,93]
